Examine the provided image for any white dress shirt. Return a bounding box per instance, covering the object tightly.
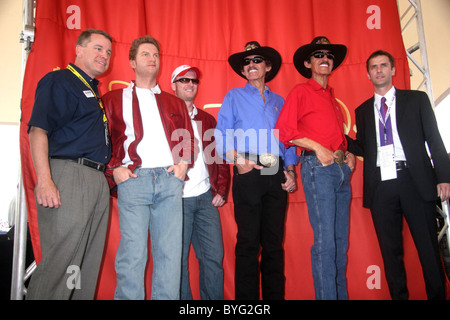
[374,86,406,166]
[182,105,211,198]
[135,85,174,168]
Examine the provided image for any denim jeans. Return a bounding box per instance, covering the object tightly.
[300,155,351,300]
[181,189,224,300]
[114,167,183,300]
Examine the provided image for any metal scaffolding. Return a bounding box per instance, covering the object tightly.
[398,1,450,275]
[10,0,35,300]
[397,0,434,106]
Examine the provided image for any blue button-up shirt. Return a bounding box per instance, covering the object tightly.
[215,83,298,167]
[28,63,111,164]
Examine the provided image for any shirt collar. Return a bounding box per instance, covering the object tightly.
[68,63,99,87]
[131,81,161,94]
[245,82,270,94]
[374,86,396,107]
[189,105,198,119]
[307,78,332,93]
[151,84,162,94]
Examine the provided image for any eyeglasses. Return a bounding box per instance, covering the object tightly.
[174,78,199,84]
[310,51,335,60]
[242,56,265,66]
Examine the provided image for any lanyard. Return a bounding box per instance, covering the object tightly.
[67,64,107,123]
[375,97,393,128]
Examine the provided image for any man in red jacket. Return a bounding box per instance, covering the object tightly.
[171,65,230,299]
[102,36,196,300]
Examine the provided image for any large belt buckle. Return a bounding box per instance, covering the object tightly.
[259,153,278,167]
[334,150,345,165]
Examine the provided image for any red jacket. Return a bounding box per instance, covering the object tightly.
[102,82,197,194]
[193,107,231,198]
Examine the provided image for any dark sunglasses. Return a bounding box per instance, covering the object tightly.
[310,51,335,60]
[242,56,265,66]
[174,78,199,84]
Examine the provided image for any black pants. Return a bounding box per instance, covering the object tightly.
[370,168,446,300]
[232,166,287,300]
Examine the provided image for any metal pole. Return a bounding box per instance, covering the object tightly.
[398,0,435,105]
[414,0,434,106]
[10,173,28,300]
[10,0,36,300]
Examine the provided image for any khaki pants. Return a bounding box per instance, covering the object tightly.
[26,159,110,300]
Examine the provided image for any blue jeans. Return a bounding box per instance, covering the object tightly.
[114,167,183,300]
[181,190,224,299]
[300,155,351,300]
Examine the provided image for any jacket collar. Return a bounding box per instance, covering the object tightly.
[128,81,161,94]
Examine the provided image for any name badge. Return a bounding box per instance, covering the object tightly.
[83,90,95,98]
[379,144,397,181]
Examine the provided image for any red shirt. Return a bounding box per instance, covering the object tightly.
[275,78,347,152]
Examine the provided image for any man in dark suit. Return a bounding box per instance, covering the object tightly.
[347,50,450,300]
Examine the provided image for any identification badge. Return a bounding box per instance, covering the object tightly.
[83,90,95,98]
[379,144,397,181]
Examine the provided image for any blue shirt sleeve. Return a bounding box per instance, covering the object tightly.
[273,94,299,168]
[280,145,299,167]
[28,72,75,134]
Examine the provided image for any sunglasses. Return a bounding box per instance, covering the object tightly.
[310,51,335,60]
[174,78,199,84]
[242,56,265,66]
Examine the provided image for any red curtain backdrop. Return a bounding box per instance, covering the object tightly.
[20,0,446,299]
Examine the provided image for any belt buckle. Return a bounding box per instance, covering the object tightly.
[259,153,278,167]
[94,162,102,171]
[79,157,105,172]
[334,150,345,165]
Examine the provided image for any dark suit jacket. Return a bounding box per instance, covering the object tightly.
[347,88,450,208]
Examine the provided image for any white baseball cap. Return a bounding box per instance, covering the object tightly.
[171,65,201,83]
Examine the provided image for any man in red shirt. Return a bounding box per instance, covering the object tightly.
[275,36,354,300]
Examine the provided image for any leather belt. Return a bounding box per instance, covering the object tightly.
[301,150,346,165]
[301,150,316,157]
[51,156,106,172]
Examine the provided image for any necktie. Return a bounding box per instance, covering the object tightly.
[379,97,393,146]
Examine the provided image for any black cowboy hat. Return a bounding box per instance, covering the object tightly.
[293,36,347,79]
[228,41,282,82]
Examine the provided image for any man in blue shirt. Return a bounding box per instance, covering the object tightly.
[215,41,298,299]
[27,29,112,299]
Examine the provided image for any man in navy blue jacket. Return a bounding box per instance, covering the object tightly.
[27,29,113,300]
